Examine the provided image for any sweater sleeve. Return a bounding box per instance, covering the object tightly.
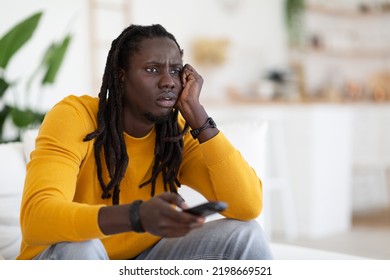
[20,97,106,246]
[179,131,263,221]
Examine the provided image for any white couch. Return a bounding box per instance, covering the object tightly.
[0,141,26,260]
[0,126,364,260]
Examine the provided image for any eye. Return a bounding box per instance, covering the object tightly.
[170,67,182,75]
[146,67,158,73]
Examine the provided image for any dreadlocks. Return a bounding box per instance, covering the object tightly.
[84,24,188,205]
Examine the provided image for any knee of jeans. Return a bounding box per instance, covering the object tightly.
[57,239,108,260]
[244,219,264,234]
[213,219,272,256]
[242,220,267,237]
[220,219,267,240]
[218,219,261,232]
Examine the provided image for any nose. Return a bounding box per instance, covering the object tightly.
[158,70,175,89]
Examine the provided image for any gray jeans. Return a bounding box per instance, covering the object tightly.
[34,219,273,260]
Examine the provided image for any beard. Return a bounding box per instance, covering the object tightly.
[144,111,172,124]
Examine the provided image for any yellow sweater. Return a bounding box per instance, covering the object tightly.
[18,95,263,260]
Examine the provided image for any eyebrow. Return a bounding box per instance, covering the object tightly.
[145,60,183,67]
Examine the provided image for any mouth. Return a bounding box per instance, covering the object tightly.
[156,92,177,108]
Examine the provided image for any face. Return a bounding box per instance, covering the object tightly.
[120,37,183,128]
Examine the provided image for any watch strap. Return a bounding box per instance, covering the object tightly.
[129,200,145,233]
[190,117,217,139]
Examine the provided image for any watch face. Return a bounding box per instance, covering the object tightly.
[206,117,216,128]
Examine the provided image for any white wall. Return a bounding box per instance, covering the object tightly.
[131,0,288,101]
[1,0,288,111]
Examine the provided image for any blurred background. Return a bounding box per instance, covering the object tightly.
[1,0,389,259]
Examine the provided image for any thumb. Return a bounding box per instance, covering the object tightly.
[158,192,187,209]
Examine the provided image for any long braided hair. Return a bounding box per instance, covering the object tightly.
[84,24,188,205]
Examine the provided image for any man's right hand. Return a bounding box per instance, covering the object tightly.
[139,192,205,237]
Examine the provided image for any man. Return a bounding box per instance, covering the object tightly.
[18,24,272,260]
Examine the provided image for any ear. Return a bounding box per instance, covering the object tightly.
[119,69,125,83]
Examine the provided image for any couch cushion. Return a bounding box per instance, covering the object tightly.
[0,142,26,259]
[0,142,26,196]
[22,128,39,162]
[218,121,267,176]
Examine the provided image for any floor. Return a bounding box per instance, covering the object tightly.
[272,207,390,260]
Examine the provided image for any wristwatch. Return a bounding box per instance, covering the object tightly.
[190,117,217,139]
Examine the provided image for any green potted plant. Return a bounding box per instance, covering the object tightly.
[285,0,305,48]
[0,11,72,142]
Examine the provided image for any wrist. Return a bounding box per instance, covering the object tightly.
[129,200,145,233]
[177,103,206,127]
[190,117,217,139]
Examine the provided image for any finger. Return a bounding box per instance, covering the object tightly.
[184,64,201,77]
[144,202,205,237]
[158,192,186,208]
[139,194,182,230]
[162,206,205,227]
[184,63,194,72]
[181,211,206,224]
[150,193,205,227]
[182,64,197,81]
[147,215,193,237]
[181,71,187,87]
[181,64,190,85]
[154,193,199,223]
[158,218,204,238]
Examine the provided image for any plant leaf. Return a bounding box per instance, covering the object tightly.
[11,107,36,128]
[41,34,72,84]
[0,105,11,141]
[0,77,9,98]
[0,12,42,69]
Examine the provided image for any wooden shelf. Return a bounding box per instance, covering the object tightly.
[226,90,390,105]
[307,48,390,59]
[304,4,390,59]
[306,4,390,18]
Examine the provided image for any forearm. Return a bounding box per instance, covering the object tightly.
[98,204,132,235]
[181,132,263,220]
[206,152,263,219]
[21,198,104,245]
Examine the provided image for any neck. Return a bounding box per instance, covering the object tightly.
[122,115,154,138]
